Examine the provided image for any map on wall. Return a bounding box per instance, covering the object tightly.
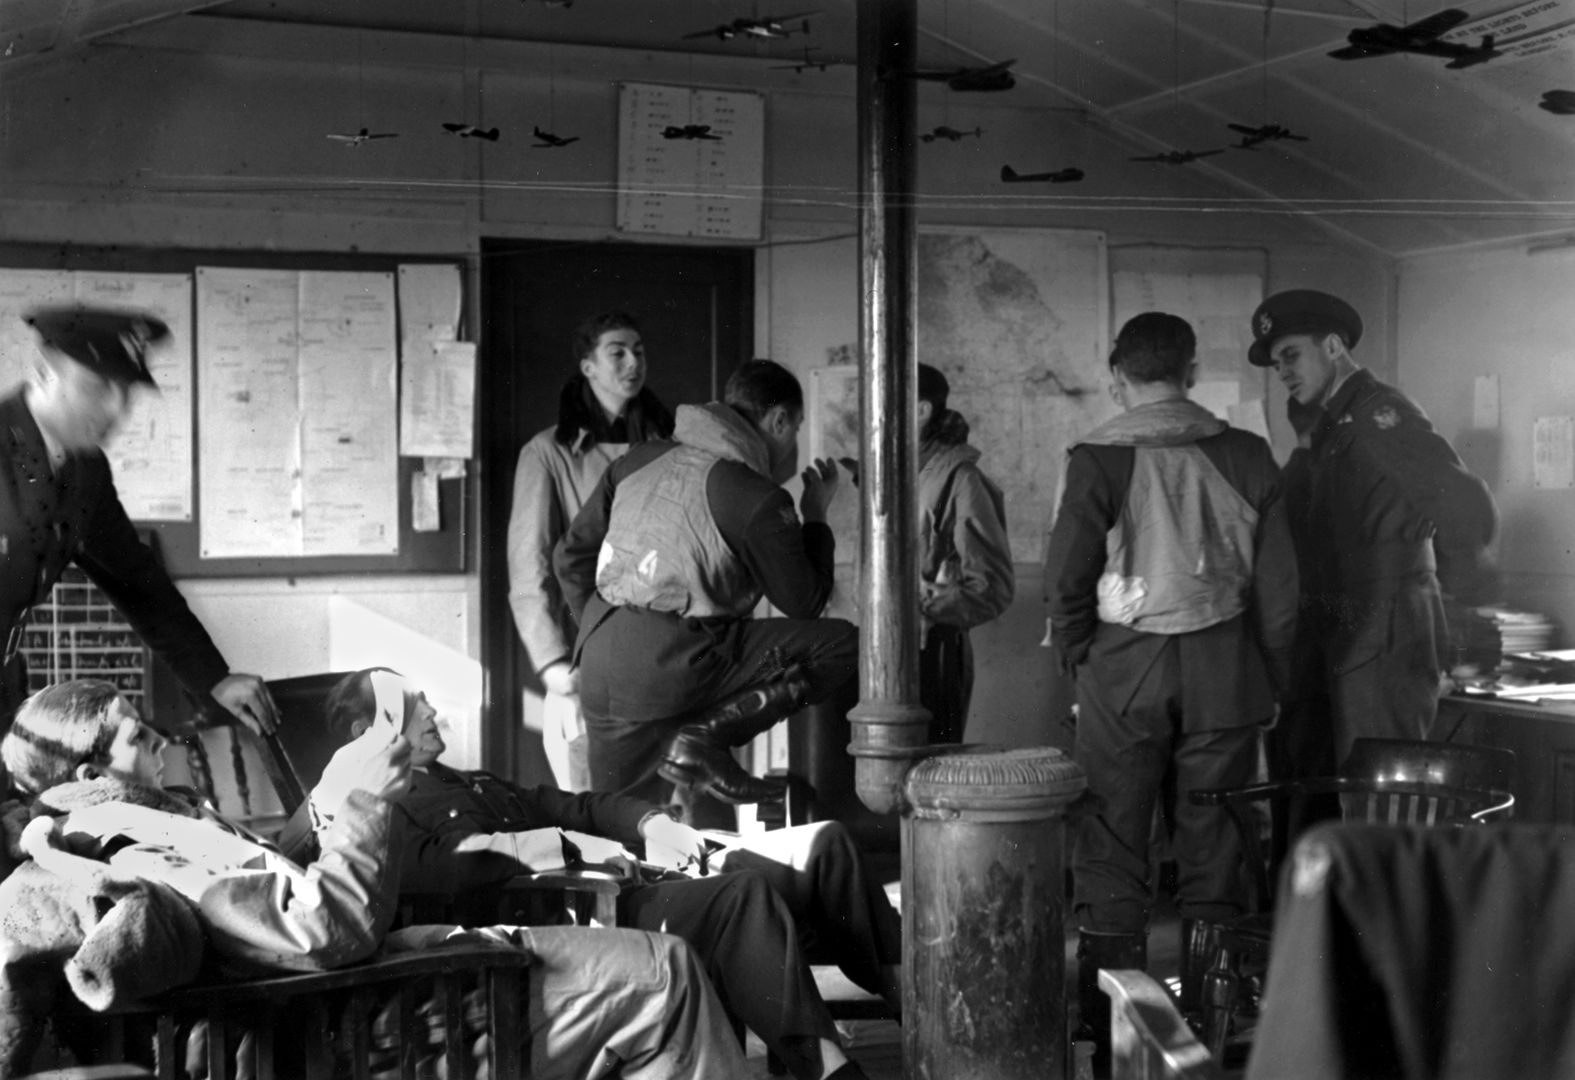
[918,230,1110,562]
[809,228,1110,567]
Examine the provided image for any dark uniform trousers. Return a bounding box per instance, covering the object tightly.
[398,767,897,1080]
[620,868,840,1079]
[1322,572,1449,763]
[577,595,860,805]
[918,623,973,747]
[618,822,901,1078]
[1073,628,1259,935]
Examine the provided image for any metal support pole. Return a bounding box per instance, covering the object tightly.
[849,0,928,817]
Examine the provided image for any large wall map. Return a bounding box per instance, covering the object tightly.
[810,229,1110,568]
[916,231,1110,561]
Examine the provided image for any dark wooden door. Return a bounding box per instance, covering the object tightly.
[479,239,754,781]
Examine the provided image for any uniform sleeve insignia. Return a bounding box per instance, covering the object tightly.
[780,505,800,529]
[1372,405,1400,429]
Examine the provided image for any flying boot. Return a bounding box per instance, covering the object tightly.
[658,669,811,804]
[1072,929,1147,1078]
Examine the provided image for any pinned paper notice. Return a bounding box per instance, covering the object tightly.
[1533,416,1575,489]
[1473,375,1500,430]
[412,469,441,532]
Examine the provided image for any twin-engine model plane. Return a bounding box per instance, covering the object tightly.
[1131,148,1223,165]
[898,59,1016,92]
[1329,9,1501,69]
[663,124,724,140]
[1000,164,1084,183]
[532,126,580,148]
[444,123,501,141]
[1541,89,1575,115]
[1228,123,1309,148]
[684,10,819,41]
[326,128,398,146]
[921,125,984,143]
[773,47,830,72]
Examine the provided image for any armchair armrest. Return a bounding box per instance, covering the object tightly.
[118,945,531,1080]
[1099,969,1223,1080]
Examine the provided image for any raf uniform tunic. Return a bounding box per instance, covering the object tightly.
[0,390,230,726]
[1301,368,1497,760]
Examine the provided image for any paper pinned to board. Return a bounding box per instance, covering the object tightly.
[412,469,440,532]
[1533,415,1575,489]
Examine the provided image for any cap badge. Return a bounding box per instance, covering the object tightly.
[1256,312,1274,339]
[119,319,154,367]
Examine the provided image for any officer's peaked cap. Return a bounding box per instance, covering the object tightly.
[23,304,168,386]
[1248,289,1362,368]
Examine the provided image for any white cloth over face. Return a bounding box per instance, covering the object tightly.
[310,670,408,827]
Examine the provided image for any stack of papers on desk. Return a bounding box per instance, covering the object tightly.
[1479,607,1558,654]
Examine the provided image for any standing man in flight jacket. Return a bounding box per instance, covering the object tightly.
[1046,313,1298,1068]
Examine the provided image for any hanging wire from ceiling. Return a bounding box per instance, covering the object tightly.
[1261,0,1274,120]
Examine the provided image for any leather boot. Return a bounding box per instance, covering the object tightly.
[657,671,811,804]
[1072,930,1147,1078]
[1177,918,1219,1018]
[689,669,812,747]
[659,725,785,804]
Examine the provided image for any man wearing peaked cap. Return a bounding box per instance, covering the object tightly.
[24,305,168,386]
[1248,288,1498,761]
[0,304,279,738]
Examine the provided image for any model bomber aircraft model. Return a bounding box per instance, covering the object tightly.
[326,128,398,146]
[443,123,501,141]
[1541,89,1575,115]
[773,47,830,72]
[921,125,984,143]
[1000,164,1084,183]
[897,59,1016,92]
[532,126,580,148]
[663,124,724,141]
[1228,123,1310,149]
[684,11,819,41]
[1329,9,1501,69]
[1131,148,1224,165]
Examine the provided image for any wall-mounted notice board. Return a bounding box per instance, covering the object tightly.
[0,244,468,577]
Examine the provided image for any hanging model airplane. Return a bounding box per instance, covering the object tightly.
[772,47,830,72]
[326,128,398,146]
[897,59,1016,92]
[663,124,724,141]
[443,123,501,141]
[1540,89,1575,115]
[1000,164,1083,183]
[921,126,984,143]
[1131,148,1224,165]
[532,126,580,148]
[1228,123,1310,149]
[683,10,819,41]
[1329,9,1501,69]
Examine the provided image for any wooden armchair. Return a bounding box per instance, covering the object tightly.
[12,676,538,1080]
[105,945,530,1080]
[1186,737,1516,1059]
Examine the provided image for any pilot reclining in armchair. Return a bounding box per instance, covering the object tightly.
[313,667,899,1080]
[0,678,749,1080]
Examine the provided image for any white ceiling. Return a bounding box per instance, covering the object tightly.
[3,0,1573,257]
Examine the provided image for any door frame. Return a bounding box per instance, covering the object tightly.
[477,238,756,780]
